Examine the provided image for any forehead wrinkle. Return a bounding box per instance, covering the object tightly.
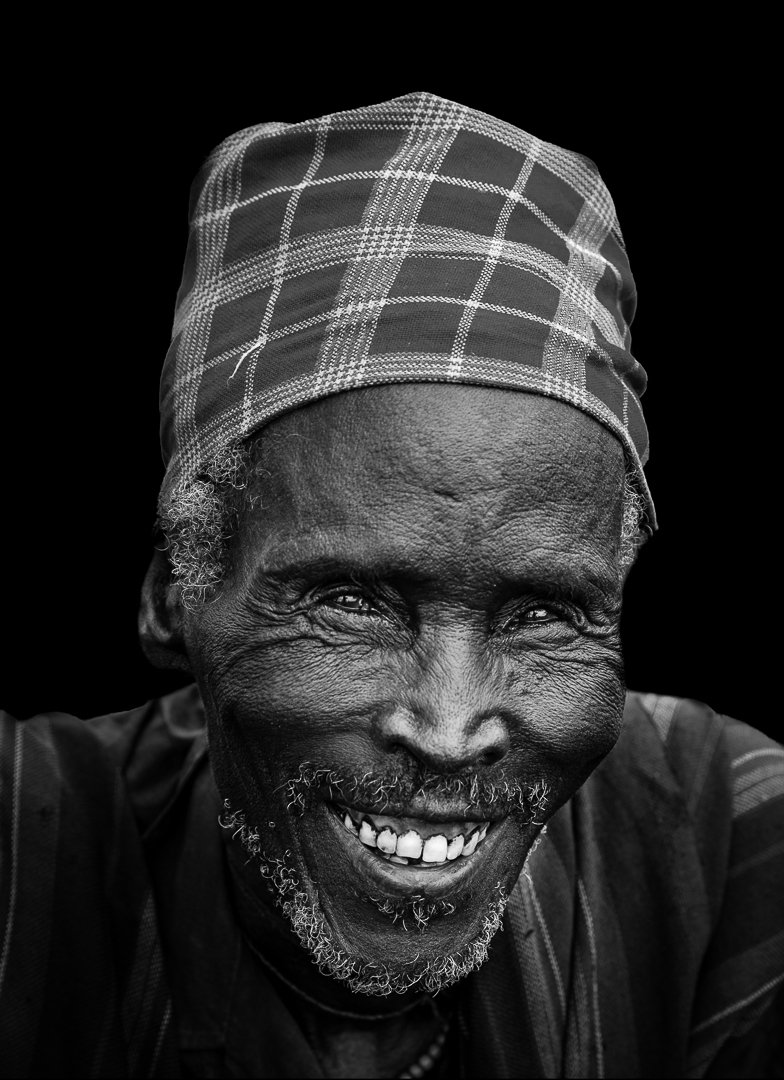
[246,450,621,549]
[245,469,621,554]
[237,386,627,597]
[251,385,625,512]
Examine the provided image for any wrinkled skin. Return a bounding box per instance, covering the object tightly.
[143,383,629,1073]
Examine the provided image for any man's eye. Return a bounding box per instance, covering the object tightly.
[502,604,565,631]
[323,591,377,616]
[523,607,556,623]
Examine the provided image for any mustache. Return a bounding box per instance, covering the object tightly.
[279,762,550,822]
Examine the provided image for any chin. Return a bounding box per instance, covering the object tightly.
[221,794,540,995]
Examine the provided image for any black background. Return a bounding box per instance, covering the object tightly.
[3,43,777,740]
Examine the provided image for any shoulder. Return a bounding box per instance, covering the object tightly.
[0,703,127,856]
[612,690,783,821]
[603,692,784,913]
[609,692,784,1070]
[1,682,207,840]
[86,682,208,835]
[0,695,192,1075]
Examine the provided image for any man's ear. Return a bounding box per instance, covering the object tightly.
[138,545,192,673]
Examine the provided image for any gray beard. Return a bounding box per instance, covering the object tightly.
[219,800,512,997]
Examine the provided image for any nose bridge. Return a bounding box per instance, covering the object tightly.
[380,623,510,770]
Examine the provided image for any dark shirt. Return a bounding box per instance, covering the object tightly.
[1,687,782,1078]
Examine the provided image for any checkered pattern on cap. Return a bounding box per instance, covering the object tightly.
[159,92,655,525]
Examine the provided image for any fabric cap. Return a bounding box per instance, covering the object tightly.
[159,92,655,525]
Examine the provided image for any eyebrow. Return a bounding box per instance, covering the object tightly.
[254,551,618,605]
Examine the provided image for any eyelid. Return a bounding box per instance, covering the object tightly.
[324,588,376,612]
[312,583,387,617]
[498,598,579,632]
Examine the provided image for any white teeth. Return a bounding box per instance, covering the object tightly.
[377,828,397,854]
[336,805,491,864]
[396,830,424,859]
[446,834,464,860]
[359,820,377,847]
[422,834,448,863]
[461,829,479,857]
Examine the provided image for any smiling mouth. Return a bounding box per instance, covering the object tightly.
[332,803,492,868]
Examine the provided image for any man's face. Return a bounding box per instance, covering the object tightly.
[184,384,628,991]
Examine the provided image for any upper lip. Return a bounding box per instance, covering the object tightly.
[332,798,506,823]
[321,801,509,896]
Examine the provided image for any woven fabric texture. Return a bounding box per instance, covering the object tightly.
[159,92,654,524]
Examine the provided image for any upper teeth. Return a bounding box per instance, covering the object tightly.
[339,806,490,865]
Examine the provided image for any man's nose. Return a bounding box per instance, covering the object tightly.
[376,626,511,772]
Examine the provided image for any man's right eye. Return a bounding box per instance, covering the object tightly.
[321,590,377,616]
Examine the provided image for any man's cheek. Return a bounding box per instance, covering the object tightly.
[198,613,624,777]
[204,636,402,753]
[506,652,625,774]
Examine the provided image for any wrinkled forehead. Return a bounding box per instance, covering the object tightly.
[243,384,626,538]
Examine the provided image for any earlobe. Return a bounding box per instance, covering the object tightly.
[138,545,193,673]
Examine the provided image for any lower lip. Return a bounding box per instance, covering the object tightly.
[320,802,505,898]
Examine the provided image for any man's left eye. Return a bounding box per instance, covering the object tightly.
[522,607,556,623]
[501,604,567,632]
[323,591,377,616]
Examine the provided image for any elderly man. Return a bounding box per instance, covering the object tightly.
[1,93,782,1079]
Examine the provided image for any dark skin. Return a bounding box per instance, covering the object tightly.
[141,383,629,1077]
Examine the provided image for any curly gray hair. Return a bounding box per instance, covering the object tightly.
[159,439,649,610]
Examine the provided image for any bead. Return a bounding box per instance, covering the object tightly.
[396,1020,449,1078]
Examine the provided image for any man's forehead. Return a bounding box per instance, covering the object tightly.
[251,383,625,502]
[236,384,626,590]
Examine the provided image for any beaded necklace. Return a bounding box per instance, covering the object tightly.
[242,931,452,1077]
[397,1020,449,1078]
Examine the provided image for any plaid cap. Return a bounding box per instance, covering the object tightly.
[159,92,655,526]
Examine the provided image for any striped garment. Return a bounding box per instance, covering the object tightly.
[1,687,782,1077]
[159,92,656,529]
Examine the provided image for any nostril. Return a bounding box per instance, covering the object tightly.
[377,707,510,773]
[479,743,508,769]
